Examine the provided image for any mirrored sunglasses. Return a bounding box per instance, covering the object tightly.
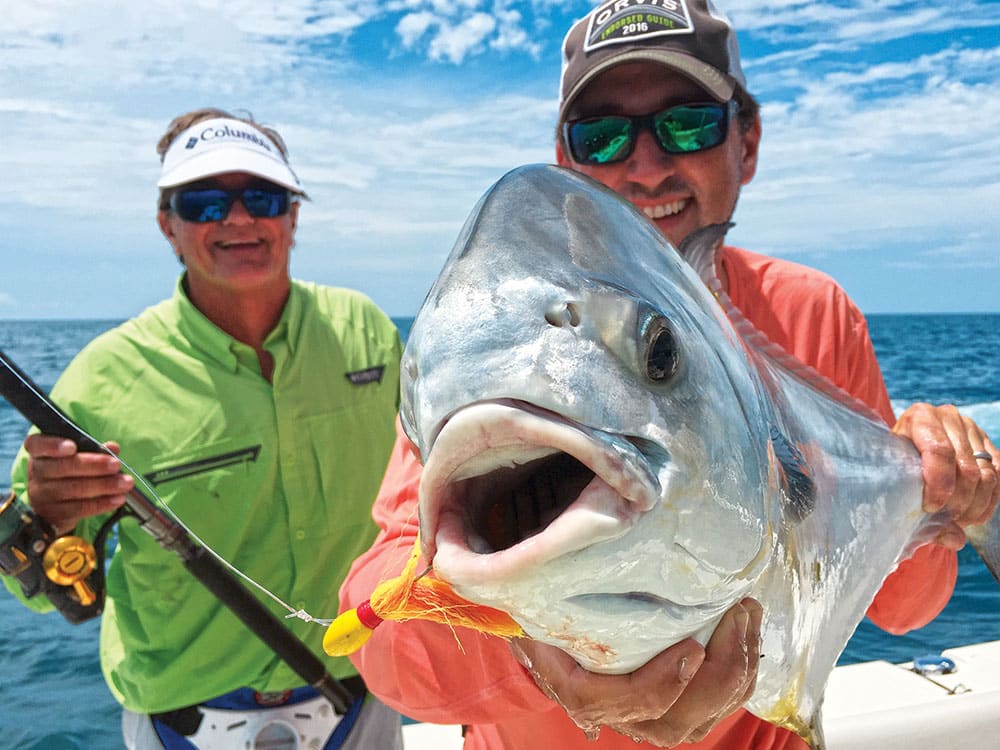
[563,101,737,166]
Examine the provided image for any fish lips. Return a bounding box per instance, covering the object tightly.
[419,400,661,586]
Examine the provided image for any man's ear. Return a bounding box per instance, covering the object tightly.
[555,140,571,168]
[739,115,762,186]
[157,210,184,262]
[157,210,175,243]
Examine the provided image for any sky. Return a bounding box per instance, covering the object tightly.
[1,0,998,320]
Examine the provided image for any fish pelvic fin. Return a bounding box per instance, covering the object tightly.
[966,511,1000,586]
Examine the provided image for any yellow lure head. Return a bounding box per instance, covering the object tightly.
[323,601,381,657]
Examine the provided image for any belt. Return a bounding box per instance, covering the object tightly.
[152,675,367,737]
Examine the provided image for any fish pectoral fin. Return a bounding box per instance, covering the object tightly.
[770,426,816,523]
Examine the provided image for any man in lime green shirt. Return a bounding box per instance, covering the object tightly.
[4,108,403,749]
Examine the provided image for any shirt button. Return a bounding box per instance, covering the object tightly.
[295,530,306,541]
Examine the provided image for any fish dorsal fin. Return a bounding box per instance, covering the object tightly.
[685,232,889,426]
[719,291,886,425]
[678,222,733,279]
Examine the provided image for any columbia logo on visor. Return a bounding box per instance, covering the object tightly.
[185,137,198,149]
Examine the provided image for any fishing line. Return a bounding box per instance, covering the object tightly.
[124,462,334,627]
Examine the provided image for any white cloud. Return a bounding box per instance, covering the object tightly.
[395,8,509,63]
[729,38,1000,286]
[0,99,79,118]
[397,11,437,48]
[726,0,1000,42]
[741,87,999,267]
[427,13,498,62]
[492,8,543,57]
[388,0,554,60]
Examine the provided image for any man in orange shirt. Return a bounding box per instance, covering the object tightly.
[341,2,999,747]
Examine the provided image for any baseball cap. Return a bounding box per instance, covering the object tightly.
[158,117,304,193]
[559,0,747,121]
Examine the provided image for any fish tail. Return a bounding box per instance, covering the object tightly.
[967,511,1000,586]
[323,536,524,657]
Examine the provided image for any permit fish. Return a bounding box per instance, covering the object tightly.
[399,163,1000,746]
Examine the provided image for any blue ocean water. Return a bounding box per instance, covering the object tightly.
[1,314,998,747]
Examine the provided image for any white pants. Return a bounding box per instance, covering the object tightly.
[122,694,404,750]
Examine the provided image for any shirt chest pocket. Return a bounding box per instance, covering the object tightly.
[143,439,266,544]
[299,397,397,529]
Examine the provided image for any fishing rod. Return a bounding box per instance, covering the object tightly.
[0,348,352,713]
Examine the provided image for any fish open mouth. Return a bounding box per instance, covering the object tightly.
[458,450,595,553]
[420,400,660,585]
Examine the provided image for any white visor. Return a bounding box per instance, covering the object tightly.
[158,117,304,193]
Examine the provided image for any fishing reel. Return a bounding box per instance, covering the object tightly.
[0,489,106,623]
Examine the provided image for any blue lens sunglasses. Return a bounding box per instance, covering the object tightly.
[169,183,293,223]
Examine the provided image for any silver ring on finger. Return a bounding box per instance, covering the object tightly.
[973,451,993,462]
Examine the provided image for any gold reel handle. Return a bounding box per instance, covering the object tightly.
[43,536,98,606]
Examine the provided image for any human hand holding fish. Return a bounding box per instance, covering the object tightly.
[892,402,1000,549]
[510,597,763,747]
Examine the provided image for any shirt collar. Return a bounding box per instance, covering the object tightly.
[264,280,302,355]
[172,275,304,372]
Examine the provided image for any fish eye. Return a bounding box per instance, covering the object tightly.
[641,313,679,382]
